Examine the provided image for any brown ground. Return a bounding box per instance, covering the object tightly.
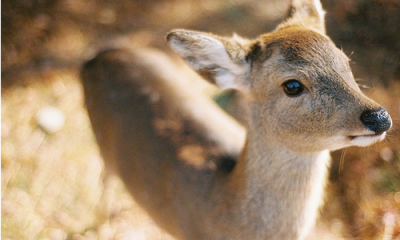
[2,0,400,239]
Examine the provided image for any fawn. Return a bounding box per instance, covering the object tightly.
[81,0,392,239]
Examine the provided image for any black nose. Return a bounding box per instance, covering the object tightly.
[360,108,392,134]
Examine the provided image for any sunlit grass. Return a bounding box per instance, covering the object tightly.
[1,71,174,240]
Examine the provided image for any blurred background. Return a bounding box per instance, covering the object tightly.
[2,0,400,239]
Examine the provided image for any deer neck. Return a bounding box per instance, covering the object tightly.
[230,123,331,239]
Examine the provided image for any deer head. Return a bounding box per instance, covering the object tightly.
[167,0,391,153]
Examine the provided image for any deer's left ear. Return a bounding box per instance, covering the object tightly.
[167,29,252,91]
[278,0,326,33]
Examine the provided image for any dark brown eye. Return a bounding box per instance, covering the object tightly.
[282,80,304,96]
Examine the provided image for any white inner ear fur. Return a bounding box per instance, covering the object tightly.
[313,0,325,22]
[169,32,250,91]
[280,0,326,33]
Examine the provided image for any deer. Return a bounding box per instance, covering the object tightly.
[81,0,392,239]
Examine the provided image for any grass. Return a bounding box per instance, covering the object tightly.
[1,70,174,240]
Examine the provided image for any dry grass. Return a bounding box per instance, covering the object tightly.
[1,71,174,239]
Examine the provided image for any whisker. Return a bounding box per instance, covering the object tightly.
[388,125,399,135]
[354,79,371,89]
[374,142,380,152]
[358,84,371,89]
[339,149,347,173]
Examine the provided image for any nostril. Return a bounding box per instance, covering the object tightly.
[360,108,392,134]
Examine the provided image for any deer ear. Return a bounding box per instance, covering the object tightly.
[167,29,251,91]
[278,0,325,33]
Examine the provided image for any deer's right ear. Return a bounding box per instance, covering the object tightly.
[167,29,251,91]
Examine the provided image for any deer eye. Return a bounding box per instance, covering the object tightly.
[282,80,304,97]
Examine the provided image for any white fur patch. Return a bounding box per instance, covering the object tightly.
[350,132,386,147]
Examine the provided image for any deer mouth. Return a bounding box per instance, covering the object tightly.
[348,132,386,147]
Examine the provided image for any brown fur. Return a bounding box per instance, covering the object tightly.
[81,0,391,239]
